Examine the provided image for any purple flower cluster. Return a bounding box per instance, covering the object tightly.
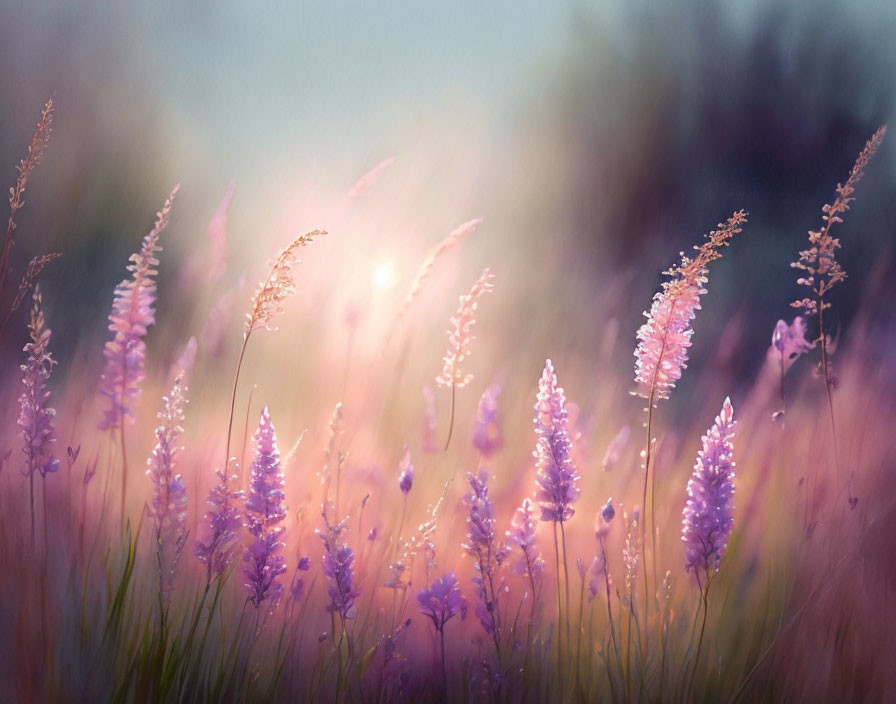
[18,287,59,478]
[417,572,467,632]
[195,463,244,585]
[506,498,544,579]
[682,397,737,580]
[146,373,188,604]
[462,470,507,636]
[98,186,178,430]
[472,382,503,457]
[533,360,580,523]
[318,515,361,620]
[243,407,288,608]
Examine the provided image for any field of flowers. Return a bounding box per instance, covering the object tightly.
[1,100,894,703]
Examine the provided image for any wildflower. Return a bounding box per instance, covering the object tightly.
[19,286,58,479]
[682,397,737,580]
[398,445,414,495]
[418,572,467,632]
[792,126,886,320]
[772,317,813,372]
[244,407,288,608]
[436,267,495,391]
[98,185,179,429]
[6,252,62,323]
[634,211,747,402]
[506,498,544,579]
[0,98,53,301]
[318,514,361,620]
[195,462,243,585]
[597,497,615,541]
[533,359,580,523]
[346,156,396,200]
[244,229,326,337]
[623,509,641,605]
[401,217,482,320]
[601,497,616,524]
[298,556,311,571]
[146,372,189,605]
[386,481,451,589]
[472,382,503,457]
[462,470,507,638]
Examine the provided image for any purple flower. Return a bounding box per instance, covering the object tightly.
[98,186,178,430]
[462,470,507,636]
[682,397,737,580]
[472,382,503,457]
[601,497,616,524]
[19,286,59,478]
[195,464,243,585]
[398,445,414,495]
[533,360,580,523]
[505,498,544,579]
[771,317,813,373]
[318,515,361,620]
[418,572,467,632]
[243,406,288,608]
[298,556,311,571]
[146,373,188,604]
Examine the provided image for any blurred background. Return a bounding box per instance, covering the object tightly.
[1,0,894,412]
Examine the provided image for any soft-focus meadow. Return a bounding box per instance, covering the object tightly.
[2,4,896,703]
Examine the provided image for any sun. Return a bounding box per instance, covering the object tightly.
[370,258,397,292]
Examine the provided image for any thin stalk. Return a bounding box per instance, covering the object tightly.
[816,302,847,505]
[444,382,456,451]
[641,393,655,648]
[30,469,36,547]
[575,562,586,695]
[120,423,128,533]
[552,522,564,689]
[560,520,573,672]
[687,577,712,701]
[439,627,448,696]
[600,537,623,681]
[224,336,251,476]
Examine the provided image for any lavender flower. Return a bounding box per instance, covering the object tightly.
[506,498,544,579]
[472,382,503,457]
[318,515,361,620]
[462,470,507,638]
[418,572,467,631]
[98,185,178,429]
[682,397,737,580]
[195,463,243,585]
[398,445,414,495]
[19,286,58,478]
[243,406,288,608]
[533,359,580,523]
[146,372,189,605]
